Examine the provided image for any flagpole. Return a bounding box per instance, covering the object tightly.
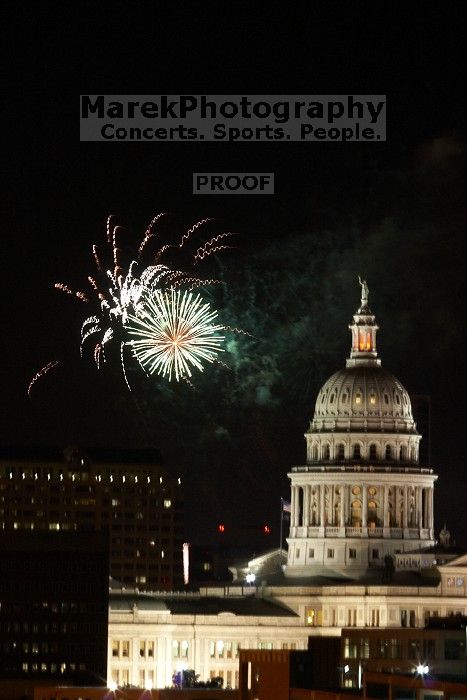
[279,497,283,553]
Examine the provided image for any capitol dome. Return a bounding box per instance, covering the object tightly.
[311,365,417,434]
[305,279,420,463]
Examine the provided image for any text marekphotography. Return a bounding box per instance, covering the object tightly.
[80,95,386,142]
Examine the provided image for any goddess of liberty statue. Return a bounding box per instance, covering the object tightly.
[358,276,369,306]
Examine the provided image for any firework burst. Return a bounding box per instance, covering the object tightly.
[30,213,239,394]
[127,288,225,382]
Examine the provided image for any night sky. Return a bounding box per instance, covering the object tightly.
[4,5,466,545]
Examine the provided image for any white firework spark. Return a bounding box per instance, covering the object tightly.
[127,288,225,382]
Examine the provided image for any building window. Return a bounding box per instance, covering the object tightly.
[424,639,436,660]
[112,640,119,657]
[372,549,379,560]
[347,609,357,626]
[385,445,392,460]
[121,640,129,657]
[344,638,358,659]
[369,444,377,460]
[323,444,330,460]
[355,393,362,405]
[377,639,389,659]
[327,548,334,558]
[308,548,314,559]
[444,639,465,660]
[306,609,315,625]
[390,639,402,659]
[353,444,361,459]
[349,548,357,559]
[359,638,370,659]
[408,640,421,659]
[337,444,345,460]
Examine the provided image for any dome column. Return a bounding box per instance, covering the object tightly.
[383,485,390,534]
[303,484,310,528]
[417,486,423,529]
[319,485,325,531]
[361,484,368,530]
[339,487,345,530]
[403,485,409,530]
[430,486,434,534]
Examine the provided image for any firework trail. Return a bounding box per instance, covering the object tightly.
[28,361,61,397]
[127,288,225,382]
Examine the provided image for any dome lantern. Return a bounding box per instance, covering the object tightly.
[347,277,380,367]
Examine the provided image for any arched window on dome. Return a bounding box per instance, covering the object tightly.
[323,444,330,461]
[337,443,345,460]
[330,393,335,404]
[342,393,347,405]
[353,443,361,460]
[311,444,318,461]
[400,445,407,461]
[351,499,362,527]
[384,394,389,405]
[367,499,379,528]
[395,393,401,405]
[369,444,378,460]
[385,444,392,460]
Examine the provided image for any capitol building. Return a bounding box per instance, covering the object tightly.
[106,281,466,691]
[286,279,436,577]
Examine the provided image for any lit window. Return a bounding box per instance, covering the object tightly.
[164,499,172,509]
[306,609,315,625]
[370,393,376,404]
[355,393,362,404]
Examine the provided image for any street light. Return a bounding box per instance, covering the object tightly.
[108,679,118,692]
[246,573,256,584]
[416,664,429,675]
